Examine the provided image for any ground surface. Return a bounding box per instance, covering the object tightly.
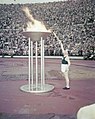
[0,58,95,119]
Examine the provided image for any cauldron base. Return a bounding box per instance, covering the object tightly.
[20,84,54,93]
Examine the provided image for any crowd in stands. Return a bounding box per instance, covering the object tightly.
[0,0,95,59]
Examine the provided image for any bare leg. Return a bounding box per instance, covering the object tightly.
[63,71,70,88]
[60,71,70,89]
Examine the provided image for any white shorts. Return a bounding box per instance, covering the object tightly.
[61,64,69,73]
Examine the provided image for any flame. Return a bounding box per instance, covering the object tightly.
[22,7,51,32]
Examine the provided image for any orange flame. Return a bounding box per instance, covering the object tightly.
[22,7,51,32]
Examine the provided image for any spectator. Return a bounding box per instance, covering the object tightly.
[0,0,94,58]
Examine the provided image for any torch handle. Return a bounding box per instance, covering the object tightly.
[53,32,65,53]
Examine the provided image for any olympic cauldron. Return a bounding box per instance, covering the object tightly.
[20,31,54,93]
